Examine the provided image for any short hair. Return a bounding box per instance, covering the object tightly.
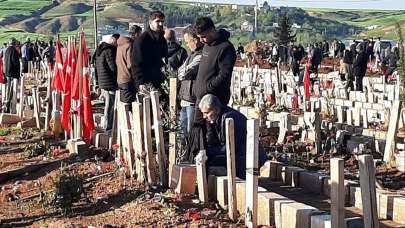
[198,94,222,110]
[129,25,142,35]
[184,26,198,39]
[164,29,176,42]
[149,10,165,21]
[111,33,120,40]
[194,17,215,34]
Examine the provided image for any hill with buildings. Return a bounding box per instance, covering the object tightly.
[0,0,403,45]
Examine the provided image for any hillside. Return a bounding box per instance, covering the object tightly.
[0,0,403,45]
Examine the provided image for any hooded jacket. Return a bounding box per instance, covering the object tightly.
[193,29,236,105]
[94,42,118,91]
[131,28,168,88]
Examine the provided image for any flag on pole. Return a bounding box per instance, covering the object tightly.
[52,40,64,91]
[80,33,94,143]
[303,58,312,101]
[61,38,74,133]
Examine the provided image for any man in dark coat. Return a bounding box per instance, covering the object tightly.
[2,38,21,113]
[94,34,119,132]
[193,17,237,124]
[198,94,266,178]
[131,11,168,91]
[165,29,188,75]
[353,45,368,91]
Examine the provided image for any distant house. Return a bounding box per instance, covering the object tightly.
[272,23,279,28]
[292,23,301,29]
[241,21,254,32]
[367,25,379,30]
[232,4,238,10]
[171,25,191,41]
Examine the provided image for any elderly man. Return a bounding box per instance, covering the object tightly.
[178,26,203,136]
[198,94,266,178]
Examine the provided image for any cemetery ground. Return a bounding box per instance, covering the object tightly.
[0,128,238,227]
[1,56,405,228]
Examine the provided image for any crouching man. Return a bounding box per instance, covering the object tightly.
[198,94,266,178]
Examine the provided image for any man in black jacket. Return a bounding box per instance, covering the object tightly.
[353,44,368,91]
[165,29,188,75]
[193,17,237,124]
[131,11,168,91]
[94,33,119,132]
[2,38,20,113]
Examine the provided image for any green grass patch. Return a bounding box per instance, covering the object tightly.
[0,0,52,18]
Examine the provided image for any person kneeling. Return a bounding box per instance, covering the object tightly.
[197,94,266,178]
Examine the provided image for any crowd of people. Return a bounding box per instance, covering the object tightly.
[238,37,401,92]
[86,11,263,178]
[0,10,401,178]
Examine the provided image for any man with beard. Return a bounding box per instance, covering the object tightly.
[131,11,168,94]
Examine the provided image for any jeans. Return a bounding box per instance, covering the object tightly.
[103,90,115,132]
[179,105,195,135]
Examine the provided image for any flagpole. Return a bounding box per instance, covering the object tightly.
[77,33,83,139]
[93,0,98,50]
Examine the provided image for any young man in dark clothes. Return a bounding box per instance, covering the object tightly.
[94,33,120,133]
[192,17,237,125]
[131,11,168,93]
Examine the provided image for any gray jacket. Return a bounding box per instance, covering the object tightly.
[178,45,203,103]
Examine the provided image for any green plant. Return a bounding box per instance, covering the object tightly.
[23,140,51,158]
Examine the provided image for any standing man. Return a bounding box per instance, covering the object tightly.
[117,25,142,104]
[94,34,120,133]
[178,26,203,136]
[193,17,237,124]
[165,29,188,76]
[131,11,168,94]
[353,44,368,91]
[21,38,32,75]
[2,38,20,113]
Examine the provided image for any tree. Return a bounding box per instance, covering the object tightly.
[273,12,296,45]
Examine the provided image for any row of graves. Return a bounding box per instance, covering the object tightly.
[228,60,405,227]
[2,49,405,226]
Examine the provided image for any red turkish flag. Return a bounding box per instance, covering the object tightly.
[52,40,64,91]
[303,58,312,101]
[61,39,74,133]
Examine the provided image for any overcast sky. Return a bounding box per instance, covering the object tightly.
[176,0,405,10]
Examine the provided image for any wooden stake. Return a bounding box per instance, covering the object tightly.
[150,91,168,187]
[143,96,157,185]
[32,88,41,129]
[195,150,208,203]
[132,102,145,183]
[384,100,401,163]
[331,158,345,228]
[44,72,52,131]
[111,90,119,150]
[169,78,177,183]
[118,102,135,177]
[18,76,25,118]
[226,118,238,221]
[246,119,259,228]
[359,155,379,228]
[169,132,177,186]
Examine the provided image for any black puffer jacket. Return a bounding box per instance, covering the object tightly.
[167,41,188,71]
[193,29,236,105]
[94,42,118,91]
[3,46,20,79]
[131,28,168,88]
